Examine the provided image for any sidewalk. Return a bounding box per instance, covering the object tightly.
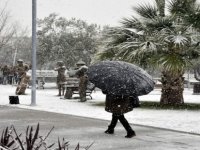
[0,106,199,150]
[0,84,200,135]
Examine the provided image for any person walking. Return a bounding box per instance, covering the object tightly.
[87,61,154,138]
[104,93,140,138]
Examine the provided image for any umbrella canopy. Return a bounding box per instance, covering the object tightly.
[87,61,155,96]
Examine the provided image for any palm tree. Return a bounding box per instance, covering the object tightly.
[97,0,200,105]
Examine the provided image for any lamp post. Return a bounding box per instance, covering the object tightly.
[12,46,17,86]
[31,0,37,105]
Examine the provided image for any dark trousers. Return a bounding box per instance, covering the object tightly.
[0,77,3,84]
[109,113,133,132]
[3,75,8,85]
[8,75,13,84]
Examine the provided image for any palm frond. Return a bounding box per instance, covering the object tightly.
[158,53,192,73]
[168,0,195,15]
[145,16,174,31]
[184,6,200,30]
[116,44,138,59]
[96,48,116,61]
[162,25,192,49]
[120,16,145,31]
[105,27,137,46]
[97,0,200,73]
[133,3,158,19]
[165,34,190,47]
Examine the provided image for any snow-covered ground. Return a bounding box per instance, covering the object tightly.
[0,84,200,134]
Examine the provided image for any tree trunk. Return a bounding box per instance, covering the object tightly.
[194,64,200,81]
[155,0,165,17]
[193,65,200,94]
[160,72,184,105]
[193,83,200,94]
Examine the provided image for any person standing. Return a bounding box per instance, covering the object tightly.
[76,66,88,102]
[54,61,66,96]
[14,59,29,95]
[8,66,14,85]
[0,65,3,84]
[104,93,140,138]
[2,65,9,85]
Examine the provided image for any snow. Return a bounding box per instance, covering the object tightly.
[0,84,200,134]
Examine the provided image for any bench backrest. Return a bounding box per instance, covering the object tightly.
[28,70,58,78]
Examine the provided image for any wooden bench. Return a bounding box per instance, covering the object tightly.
[63,78,94,99]
[72,90,93,99]
[28,70,58,89]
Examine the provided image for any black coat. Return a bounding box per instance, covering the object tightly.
[105,94,140,115]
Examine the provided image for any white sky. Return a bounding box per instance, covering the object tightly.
[2,0,152,29]
[2,0,200,33]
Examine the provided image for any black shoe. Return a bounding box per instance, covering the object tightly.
[125,130,136,138]
[104,129,114,134]
[80,99,87,102]
[80,97,87,102]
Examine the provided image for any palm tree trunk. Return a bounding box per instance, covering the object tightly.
[155,0,165,17]
[160,71,184,105]
[194,64,200,94]
[194,64,200,81]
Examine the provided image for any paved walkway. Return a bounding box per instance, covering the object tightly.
[0,106,199,150]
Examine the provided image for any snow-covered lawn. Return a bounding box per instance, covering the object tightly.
[0,84,200,134]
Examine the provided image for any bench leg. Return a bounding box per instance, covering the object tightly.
[86,92,92,99]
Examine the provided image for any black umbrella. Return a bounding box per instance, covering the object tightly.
[87,61,155,96]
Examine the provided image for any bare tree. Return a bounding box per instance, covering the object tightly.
[0,1,16,65]
[11,27,31,65]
